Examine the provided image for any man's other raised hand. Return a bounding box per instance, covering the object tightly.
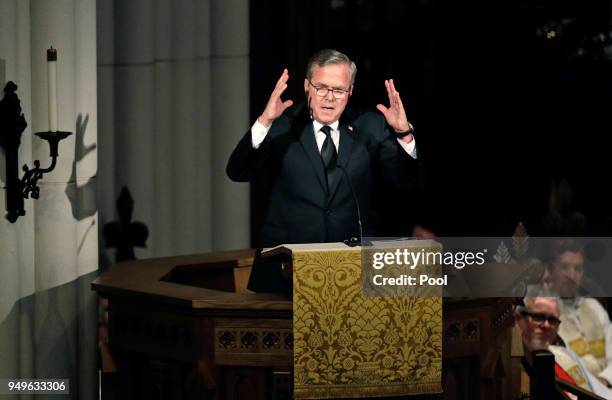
[376,79,413,141]
[258,69,294,128]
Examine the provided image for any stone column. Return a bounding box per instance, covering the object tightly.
[28,0,98,396]
[195,0,212,251]
[114,0,155,258]
[211,0,250,250]
[74,0,99,396]
[153,0,174,256]
[171,0,198,255]
[97,0,117,267]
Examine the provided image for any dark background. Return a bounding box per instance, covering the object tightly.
[249,0,612,243]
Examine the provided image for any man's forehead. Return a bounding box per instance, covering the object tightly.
[556,250,583,263]
[311,63,350,72]
[531,297,559,315]
[311,64,350,82]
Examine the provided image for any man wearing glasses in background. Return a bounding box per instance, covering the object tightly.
[516,293,612,399]
[542,240,612,389]
[227,49,423,292]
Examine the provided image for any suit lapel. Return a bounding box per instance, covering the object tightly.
[298,122,327,194]
[328,124,355,200]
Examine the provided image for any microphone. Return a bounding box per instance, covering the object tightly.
[307,94,313,120]
[337,163,363,247]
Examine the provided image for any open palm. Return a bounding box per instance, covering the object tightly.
[258,68,294,127]
[376,79,411,134]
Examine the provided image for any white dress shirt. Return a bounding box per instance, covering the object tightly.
[250,119,417,159]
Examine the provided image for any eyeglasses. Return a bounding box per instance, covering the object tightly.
[308,80,350,99]
[521,311,562,327]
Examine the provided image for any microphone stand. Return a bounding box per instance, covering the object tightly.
[337,164,362,247]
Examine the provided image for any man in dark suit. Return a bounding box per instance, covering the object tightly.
[227,49,422,291]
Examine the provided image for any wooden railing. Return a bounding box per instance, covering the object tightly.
[528,350,605,400]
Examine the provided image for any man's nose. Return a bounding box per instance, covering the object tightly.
[324,90,335,100]
[565,269,580,284]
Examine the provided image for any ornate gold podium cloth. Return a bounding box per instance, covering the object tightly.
[290,245,442,399]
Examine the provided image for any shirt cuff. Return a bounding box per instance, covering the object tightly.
[397,137,417,159]
[251,119,271,149]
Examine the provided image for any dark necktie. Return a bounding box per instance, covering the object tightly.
[320,125,337,194]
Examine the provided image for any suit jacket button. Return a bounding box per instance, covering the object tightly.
[325,209,331,216]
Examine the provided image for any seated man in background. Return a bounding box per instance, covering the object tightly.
[516,293,612,399]
[544,240,612,388]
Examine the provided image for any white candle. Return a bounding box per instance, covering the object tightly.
[47,47,57,132]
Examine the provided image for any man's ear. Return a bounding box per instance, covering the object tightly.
[304,79,309,95]
[514,312,526,330]
[349,85,354,96]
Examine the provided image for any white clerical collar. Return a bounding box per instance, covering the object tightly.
[313,120,339,133]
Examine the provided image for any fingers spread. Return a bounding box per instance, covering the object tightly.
[391,80,401,107]
[389,79,398,95]
[396,91,405,112]
[385,80,394,106]
[273,69,289,94]
[277,68,289,85]
[282,99,294,110]
[271,83,288,101]
[376,104,388,115]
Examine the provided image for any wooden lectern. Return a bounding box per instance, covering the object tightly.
[92,248,514,400]
[93,249,293,399]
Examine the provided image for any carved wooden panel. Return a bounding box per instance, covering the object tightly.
[214,318,293,367]
[445,318,481,344]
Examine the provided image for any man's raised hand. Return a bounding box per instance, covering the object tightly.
[258,69,294,128]
[376,79,412,137]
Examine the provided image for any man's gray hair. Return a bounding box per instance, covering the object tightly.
[517,285,561,313]
[306,49,357,86]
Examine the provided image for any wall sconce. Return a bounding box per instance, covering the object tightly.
[0,81,71,223]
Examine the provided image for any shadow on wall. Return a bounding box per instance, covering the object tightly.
[0,58,5,185]
[0,58,6,202]
[102,187,149,264]
[0,141,5,191]
[65,113,97,221]
[0,271,99,400]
